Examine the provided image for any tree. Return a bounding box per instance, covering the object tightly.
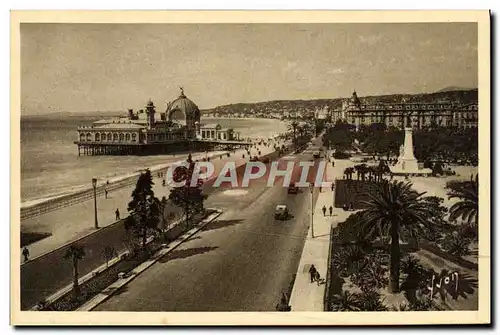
[63,245,85,298]
[169,154,208,228]
[102,246,118,268]
[448,174,478,226]
[127,169,162,250]
[330,290,361,311]
[323,122,354,153]
[357,181,434,292]
[354,164,368,181]
[159,196,168,230]
[288,120,300,152]
[357,290,388,311]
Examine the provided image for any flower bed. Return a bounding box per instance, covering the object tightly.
[326,213,477,311]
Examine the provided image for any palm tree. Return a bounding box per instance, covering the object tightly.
[448,174,478,226]
[63,245,85,298]
[357,181,434,293]
[330,290,361,311]
[357,290,388,311]
[345,167,355,180]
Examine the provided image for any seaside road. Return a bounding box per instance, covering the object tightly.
[94,151,323,311]
[20,142,285,309]
[21,142,278,260]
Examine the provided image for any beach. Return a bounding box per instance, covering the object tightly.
[21,115,288,204]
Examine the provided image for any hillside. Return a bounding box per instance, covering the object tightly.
[202,89,478,116]
[436,86,477,93]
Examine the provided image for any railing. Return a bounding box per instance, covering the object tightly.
[20,174,143,221]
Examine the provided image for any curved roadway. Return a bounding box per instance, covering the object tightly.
[94,139,324,311]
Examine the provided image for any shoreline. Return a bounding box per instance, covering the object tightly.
[21,150,227,210]
[21,133,287,212]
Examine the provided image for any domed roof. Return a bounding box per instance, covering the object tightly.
[350,90,361,105]
[165,87,200,121]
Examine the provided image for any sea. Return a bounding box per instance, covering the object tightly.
[20,115,288,204]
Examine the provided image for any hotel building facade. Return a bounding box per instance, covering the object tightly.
[333,91,478,130]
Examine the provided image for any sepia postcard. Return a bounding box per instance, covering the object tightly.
[10,10,491,326]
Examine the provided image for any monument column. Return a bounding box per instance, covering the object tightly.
[403,127,416,160]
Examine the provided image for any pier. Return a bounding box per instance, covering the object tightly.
[73,139,253,156]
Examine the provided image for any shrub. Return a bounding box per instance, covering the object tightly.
[440,232,471,257]
[333,151,351,159]
[330,290,361,312]
[350,255,388,292]
[357,290,388,311]
[409,295,435,311]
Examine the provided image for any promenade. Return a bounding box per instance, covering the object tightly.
[289,157,354,311]
[20,139,282,309]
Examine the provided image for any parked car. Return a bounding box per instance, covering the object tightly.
[287,182,299,194]
[274,204,290,220]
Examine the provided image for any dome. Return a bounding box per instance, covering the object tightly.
[350,90,361,106]
[165,87,201,126]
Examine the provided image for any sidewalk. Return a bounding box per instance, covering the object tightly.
[289,158,354,311]
[21,142,278,262]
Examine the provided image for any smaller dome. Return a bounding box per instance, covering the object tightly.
[350,90,361,105]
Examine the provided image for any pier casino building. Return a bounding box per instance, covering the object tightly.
[332,91,478,130]
[75,89,244,156]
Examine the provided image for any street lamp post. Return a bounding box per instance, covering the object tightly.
[92,178,99,229]
[310,183,315,238]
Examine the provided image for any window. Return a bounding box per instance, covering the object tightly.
[80,133,85,141]
[86,133,92,141]
[95,133,100,141]
[113,133,118,141]
[125,133,131,141]
[101,133,106,141]
[107,133,112,141]
[119,133,124,142]
[132,133,137,141]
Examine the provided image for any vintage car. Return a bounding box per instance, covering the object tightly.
[287,182,299,194]
[274,204,290,220]
[312,151,321,159]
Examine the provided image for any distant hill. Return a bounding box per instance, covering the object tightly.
[203,89,478,116]
[436,86,477,93]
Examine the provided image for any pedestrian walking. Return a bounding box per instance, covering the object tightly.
[319,186,322,192]
[331,183,334,192]
[322,205,326,216]
[22,246,30,263]
[329,205,333,216]
[115,208,120,221]
[104,188,108,199]
[332,160,335,167]
[162,179,166,187]
[309,264,318,283]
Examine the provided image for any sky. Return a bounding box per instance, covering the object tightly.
[20,23,478,115]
